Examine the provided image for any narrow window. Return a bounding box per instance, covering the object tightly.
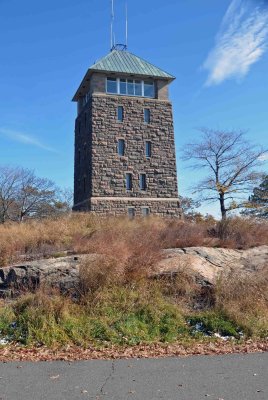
[84,112,87,127]
[117,106,124,122]
[128,208,135,219]
[141,207,150,217]
[126,173,133,191]
[107,77,117,94]
[78,150,81,165]
[118,139,125,156]
[120,79,127,95]
[78,121,81,134]
[144,109,150,123]
[83,177,86,193]
[145,141,152,158]
[144,80,155,98]
[139,174,146,191]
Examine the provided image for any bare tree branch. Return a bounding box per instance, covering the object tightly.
[182,129,267,219]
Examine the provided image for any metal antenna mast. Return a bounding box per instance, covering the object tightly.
[125,1,128,49]
[111,0,115,50]
[110,0,127,51]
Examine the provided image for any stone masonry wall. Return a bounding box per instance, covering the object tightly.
[90,94,178,198]
[73,103,93,205]
[73,73,181,217]
[157,80,170,100]
[73,198,182,217]
[89,73,106,95]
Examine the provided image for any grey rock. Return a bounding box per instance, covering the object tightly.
[0,246,267,295]
[0,256,91,295]
[159,245,268,284]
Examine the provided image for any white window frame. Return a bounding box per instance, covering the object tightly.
[106,77,118,94]
[106,77,155,98]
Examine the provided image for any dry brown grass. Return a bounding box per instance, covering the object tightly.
[78,218,167,294]
[159,220,212,248]
[0,213,267,268]
[215,266,268,336]
[210,217,268,249]
[156,261,202,309]
[0,213,98,266]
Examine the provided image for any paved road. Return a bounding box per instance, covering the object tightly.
[0,353,267,399]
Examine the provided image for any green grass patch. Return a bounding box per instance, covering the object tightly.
[0,279,267,348]
[188,312,242,338]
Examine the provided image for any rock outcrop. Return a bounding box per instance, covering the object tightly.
[0,246,267,297]
[157,245,268,284]
[0,255,91,297]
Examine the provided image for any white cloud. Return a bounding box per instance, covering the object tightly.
[203,0,268,86]
[0,128,56,152]
[259,153,268,161]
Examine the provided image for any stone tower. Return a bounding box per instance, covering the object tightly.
[72,46,181,217]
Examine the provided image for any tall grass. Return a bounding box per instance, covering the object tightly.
[1,264,267,348]
[214,267,268,337]
[1,214,267,348]
[1,213,267,267]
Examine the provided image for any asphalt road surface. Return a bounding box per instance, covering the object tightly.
[0,353,267,399]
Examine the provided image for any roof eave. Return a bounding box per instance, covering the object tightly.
[72,69,91,102]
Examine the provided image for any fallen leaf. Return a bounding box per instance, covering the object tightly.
[50,375,60,380]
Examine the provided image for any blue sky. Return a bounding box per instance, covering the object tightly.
[0,0,267,215]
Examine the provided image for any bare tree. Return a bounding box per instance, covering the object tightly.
[0,166,70,223]
[0,167,21,223]
[14,170,56,221]
[182,128,267,220]
[58,187,73,211]
[178,195,200,218]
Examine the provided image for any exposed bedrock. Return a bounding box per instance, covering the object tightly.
[0,246,267,296]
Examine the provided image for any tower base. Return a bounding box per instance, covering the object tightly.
[73,197,182,218]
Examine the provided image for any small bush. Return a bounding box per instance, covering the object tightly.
[211,217,268,249]
[160,220,210,248]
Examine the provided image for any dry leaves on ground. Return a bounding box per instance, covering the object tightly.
[0,340,267,362]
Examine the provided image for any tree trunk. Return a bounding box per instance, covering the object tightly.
[219,193,227,220]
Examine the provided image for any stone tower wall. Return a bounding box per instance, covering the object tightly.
[90,94,178,198]
[73,74,182,218]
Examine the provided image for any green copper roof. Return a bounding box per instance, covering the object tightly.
[89,50,175,79]
[72,49,175,101]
